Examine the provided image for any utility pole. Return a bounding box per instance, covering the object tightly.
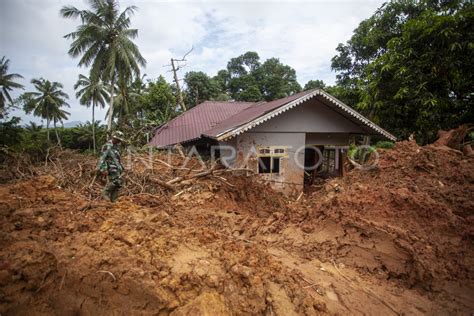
[166,47,193,113]
[170,58,186,112]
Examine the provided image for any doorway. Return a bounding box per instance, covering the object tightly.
[304,145,343,185]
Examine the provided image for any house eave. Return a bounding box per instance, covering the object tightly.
[215,89,397,142]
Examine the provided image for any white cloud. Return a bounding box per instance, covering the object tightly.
[0,0,384,124]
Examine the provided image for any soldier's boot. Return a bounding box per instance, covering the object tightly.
[102,185,112,202]
[110,187,119,202]
[102,189,111,202]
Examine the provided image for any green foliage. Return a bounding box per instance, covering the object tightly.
[21,78,70,144]
[112,75,140,126]
[375,141,395,149]
[213,70,230,94]
[184,71,220,107]
[74,73,109,152]
[1,120,108,159]
[0,120,49,160]
[60,0,146,82]
[184,51,301,104]
[0,117,23,148]
[303,80,326,91]
[256,58,301,101]
[74,74,109,109]
[332,0,474,143]
[19,124,50,159]
[138,75,177,124]
[61,0,146,130]
[60,121,107,151]
[0,56,24,118]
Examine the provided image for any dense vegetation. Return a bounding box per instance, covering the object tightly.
[0,0,472,157]
[331,0,473,143]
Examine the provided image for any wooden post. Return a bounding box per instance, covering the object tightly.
[171,58,186,112]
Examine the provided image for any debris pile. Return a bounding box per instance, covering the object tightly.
[283,140,473,293]
[1,139,473,315]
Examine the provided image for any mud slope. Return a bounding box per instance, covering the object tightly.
[1,141,473,315]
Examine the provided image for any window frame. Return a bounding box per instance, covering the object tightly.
[256,146,286,174]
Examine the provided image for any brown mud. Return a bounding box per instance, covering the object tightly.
[0,140,473,315]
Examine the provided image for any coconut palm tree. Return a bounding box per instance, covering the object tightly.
[50,106,71,147]
[108,71,144,127]
[0,56,24,117]
[74,74,109,153]
[22,78,70,144]
[60,0,146,131]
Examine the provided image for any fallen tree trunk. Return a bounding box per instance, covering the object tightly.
[149,176,177,192]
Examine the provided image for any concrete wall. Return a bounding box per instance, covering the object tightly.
[218,138,237,168]
[233,132,305,196]
[252,98,365,134]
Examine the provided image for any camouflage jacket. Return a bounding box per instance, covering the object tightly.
[97,141,124,174]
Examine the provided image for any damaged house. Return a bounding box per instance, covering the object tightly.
[150,89,396,194]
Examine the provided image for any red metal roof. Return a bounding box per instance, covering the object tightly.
[150,89,396,147]
[203,90,311,138]
[149,101,255,147]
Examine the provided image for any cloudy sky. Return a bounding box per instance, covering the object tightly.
[0,0,384,125]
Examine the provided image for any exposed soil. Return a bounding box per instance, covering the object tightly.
[0,140,473,315]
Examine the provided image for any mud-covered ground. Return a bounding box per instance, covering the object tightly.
[0,141,473,315]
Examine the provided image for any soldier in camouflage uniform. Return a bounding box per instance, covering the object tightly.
[97,131,125,202]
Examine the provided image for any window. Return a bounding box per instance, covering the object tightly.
[258,157,271,173]
[272,157,280,173]
[258,157,280,174]
[257,146,285,174]
[319,149,336,173]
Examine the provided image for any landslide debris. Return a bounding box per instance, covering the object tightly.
[1,140,473,315]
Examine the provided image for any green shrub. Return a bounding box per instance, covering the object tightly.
[375,141,395,149]
[0,117,23,148]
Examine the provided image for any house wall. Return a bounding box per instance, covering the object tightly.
[251,98,366,134]
[220,99,363,195]
[218,138,237,168]
[233,132,305,196]
[305,133,351,146]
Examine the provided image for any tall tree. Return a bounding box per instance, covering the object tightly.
[304,80,326,91]
[50,106,70,147]
[0,56,24,118]
[184,71,220,107]
[256,58,301,101]
[227,51,261,78]
[213,69,230,93]
[74,74,109,153]
[61,0,146,131]
[110,72,139,126]
[139,75,177,124]
[22,78,70,144]
[363,0,474,142]
[331,0,474,142]
[331,0,426,111]
[226,51,262,101]
[220,52,301,102]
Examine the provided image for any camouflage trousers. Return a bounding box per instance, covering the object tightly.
[103,171,123,202]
